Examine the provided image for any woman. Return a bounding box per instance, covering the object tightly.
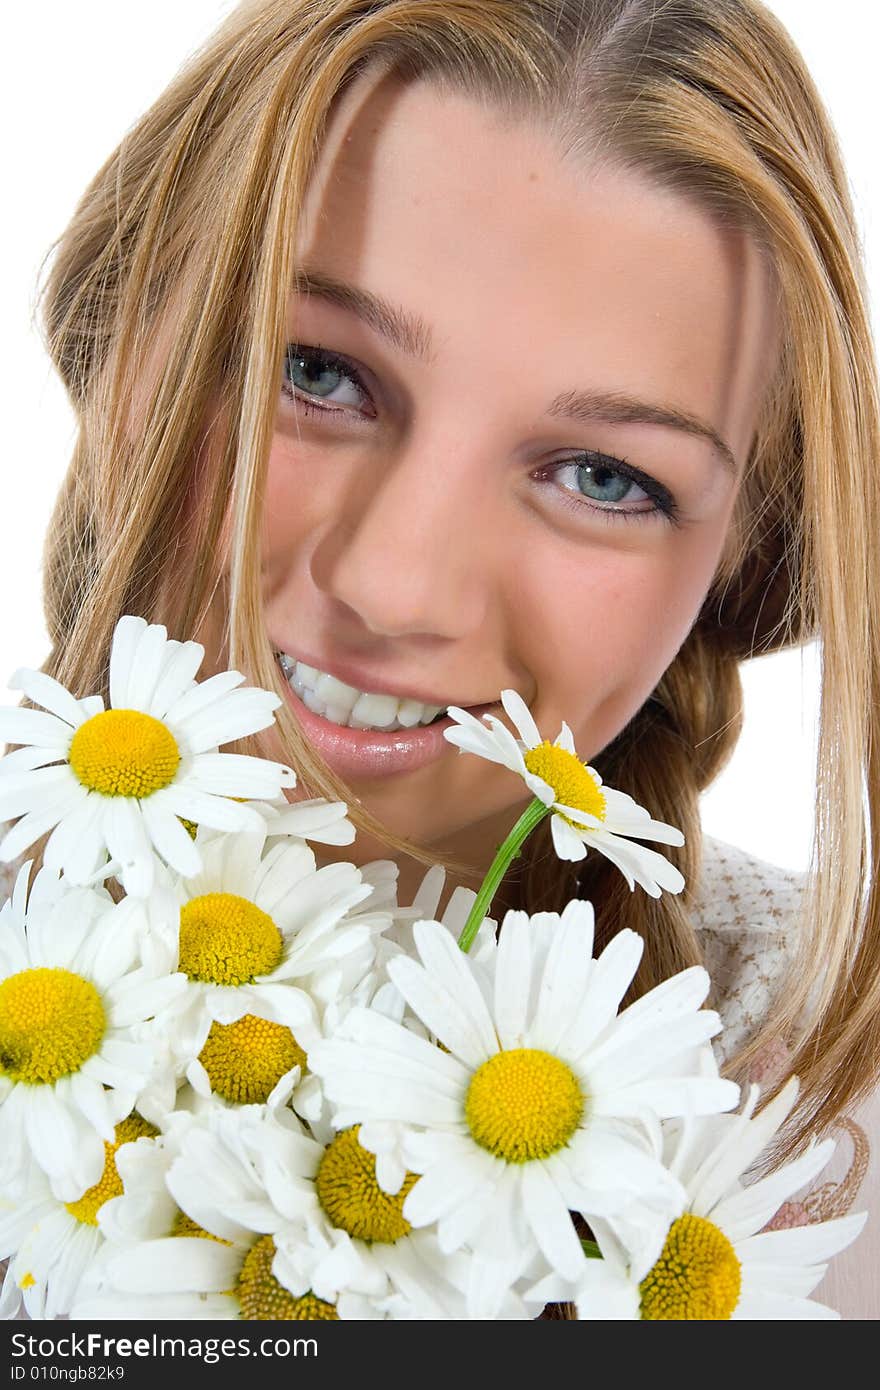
[4,0,879,1316]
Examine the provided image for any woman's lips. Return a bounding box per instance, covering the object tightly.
[278,675,493,779]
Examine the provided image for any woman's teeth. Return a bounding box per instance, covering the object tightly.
[278,654,447,732]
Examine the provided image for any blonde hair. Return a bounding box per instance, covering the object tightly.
[39,0,880,1161]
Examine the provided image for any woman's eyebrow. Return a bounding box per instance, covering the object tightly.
[293,266,738,476]
[295,266,434,362]
[546,391,738,477]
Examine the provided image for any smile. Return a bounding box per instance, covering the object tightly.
[277,652,447,732]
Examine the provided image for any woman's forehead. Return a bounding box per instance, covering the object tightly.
[295,70,780,474]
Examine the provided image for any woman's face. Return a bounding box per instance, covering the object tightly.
[261,71,778,867]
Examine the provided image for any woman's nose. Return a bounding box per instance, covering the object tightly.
[309,445,494,640]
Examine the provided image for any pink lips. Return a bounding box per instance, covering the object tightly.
[278,673,492,780]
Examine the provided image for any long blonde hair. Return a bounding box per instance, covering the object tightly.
[39,0,880,1157]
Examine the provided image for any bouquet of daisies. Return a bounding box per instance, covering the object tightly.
[0,617,866,1321]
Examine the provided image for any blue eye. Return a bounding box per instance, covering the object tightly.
[544,452,680,526]
[280,345,680,527]
[282,344,371,416]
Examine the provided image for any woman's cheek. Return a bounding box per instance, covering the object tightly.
[543,537,723,747]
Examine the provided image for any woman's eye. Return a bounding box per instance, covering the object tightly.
[547,454,678,524]
[281,344,372,417]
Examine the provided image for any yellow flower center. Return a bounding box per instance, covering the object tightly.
[68,709,181,798]
[167,1212,229,1245]
[236,1236,338,1320]
[179,816,199,840]
[65,1113,159,1226]
[171,1210,231,1243]
[465,1048,584,1163]
[198,1015,307,1104]
[639,1213,742,1320]
[178,893,284,985]
[316,1126,419,1244]
[0,968,106,1084]
[522,742,606,824]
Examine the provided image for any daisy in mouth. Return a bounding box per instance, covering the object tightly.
[444,688,686,897]
[0,616,296,897]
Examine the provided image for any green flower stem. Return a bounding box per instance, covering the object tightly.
[580,1239,602,1260]
[457,796,550,953]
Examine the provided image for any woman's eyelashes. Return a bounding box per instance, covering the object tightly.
[282,343,374,419]
[281,343,680,526]
[535,456,681,527]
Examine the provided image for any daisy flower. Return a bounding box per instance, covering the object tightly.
[153,1107,515,1319]
[0,1112,158,1319]
[260,795,357,847]
[444,688,684,896]
[73,1106,387,1320]
[0,862,185,1200]
[526,1076,866,1320]
[143,828,387,1112]
[0,615,296,897]
[310,906,740,1317]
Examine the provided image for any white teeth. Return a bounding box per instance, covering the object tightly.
[301,688,325,716]
[277,653,448,732]
[315,672,360,711]
[397,698,427,728]
[351,692,400,729]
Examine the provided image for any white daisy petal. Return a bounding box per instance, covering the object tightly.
[162,670,246,728]
[708,1139,837,1240]
[492,912,533,1047]
[150,641,206,718]
[0,744,69,774]
[0,796,85,865]
[139,797,203,879]
[182,753,290,799]
[555,721,577,754]
[550,812,589,860]
[600,788,686,845]
[0,765,78,820]
[557,929,643,1062]
[737,1211,867,1269]
[389,948,495,1067]
[479,715,532,772]
[732,1290,840,1320]
[521,1161,584,1279]
[8,668,84,725]
[443,722,514,768]
[687,1076,800,1214]
[108,1237,242,1294]
[152,785,264,832]
[529,905,596,1052]
[500,688,541,746]
[182,690,282,753]
[126,621,173,713]
[0,706,75,753]
[523,771,557,805]
[108,616,147,709]
[402,1148,496,1229]
[42,792,110,885]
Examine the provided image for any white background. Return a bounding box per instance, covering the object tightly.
[1,2,875,871]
